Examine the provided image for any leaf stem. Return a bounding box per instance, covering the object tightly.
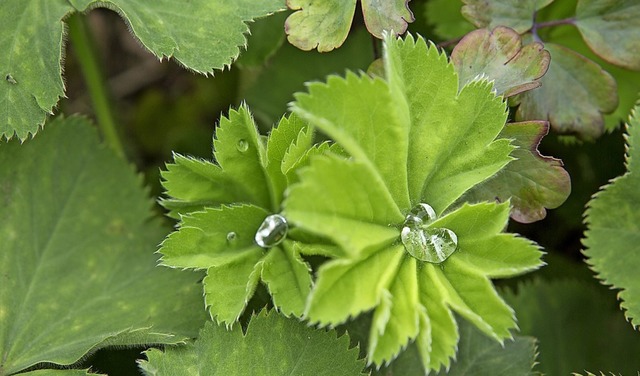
[67,13,126,159]
[535,17,576,29]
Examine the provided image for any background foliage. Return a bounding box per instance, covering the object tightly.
[1,0,639,375]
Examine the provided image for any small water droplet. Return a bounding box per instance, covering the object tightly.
[236,139,249,152]
[401,202,458,263]
[403,203,436,227]
[226,231,237,243]
[255,214,288,248]
[5,74,17,85]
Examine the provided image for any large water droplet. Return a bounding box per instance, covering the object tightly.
[401,203,458,263]
[236,139,249,152]
[255,214,288,248]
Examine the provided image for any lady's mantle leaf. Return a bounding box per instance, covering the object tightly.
[1,0,284,141]
[512,43,618,140]
[463,121,571,223]
[0,116,206,375]
[504,280,640,375]
[285,33,543,371]
[575,0,640,70]
[0,0,71,141]
[285,0,413,52]
[584,105,640,328]
[451,26,550,97]
[139,311,366,376]
[160,107,314,323]
[21,371,103,376]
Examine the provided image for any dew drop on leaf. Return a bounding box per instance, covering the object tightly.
[401,203,458,263]
[226,231,237,243]
[236,139,249,152]
[254,214,288,248]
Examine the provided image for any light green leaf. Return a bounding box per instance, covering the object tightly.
[451,26,551,97]
[204,251,264,324]
[368,257,420,365]
[584,105,640,328]
[425,0,475,40]
[160,154,249,218]
[513,43,618,140]
[285,155,403,257]
[285,33,543,372]
[383,34,514,213]
[159,205,268,270]
[462,121,571,223]
[69,0,286,73]
[434,319,537,376]
[261,241,312,317]
[160,106,322,323]
[292,72,411,210]
[575,0,640,70]
[504,280,640,375]
[285,0,357,52]
[0,116,205,375]
[305,246,405,326]
[461,0,554,33]
[0,0,71,140]
[214,105,272,209]
[266,113,311,205]
[140,311,366,376]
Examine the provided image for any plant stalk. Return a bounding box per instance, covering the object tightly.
[67,13,126,159]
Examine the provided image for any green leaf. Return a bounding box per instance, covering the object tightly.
[434,319,537,376]
[383,34,514,213]
[504,280,640,375]
[462,121,571,223]
[69,0,286,73]
[261,241,312,317]
[285,0,357,52]
[0,116,206,375]
[304,246,405,326]
[451,27,551,97]
[139,311,366,376]
[512,43,618,140]
[235,12,288,69]
[21,371,103,376]
[461,0,554,33]
[204,250,264,324]
[1,1,284,141]
[160,107,322,323]
[285,34,542,372]
[0,0,72,140]
[425,0,475,40]
[284,155,403,257]
[584,105,640,328]
[575,0,640,70]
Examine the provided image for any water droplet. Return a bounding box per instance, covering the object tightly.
[236,139,249,152]
[5,74,17,85]
[255,214,288,248]
[226,231,237,243]
[401,226,458,263]
[403,203,436,227]
[400,203,458,263]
